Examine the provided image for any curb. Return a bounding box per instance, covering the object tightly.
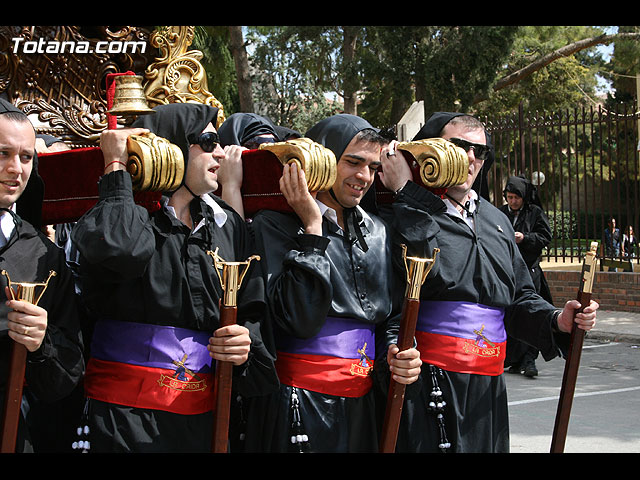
[586,330,640,345]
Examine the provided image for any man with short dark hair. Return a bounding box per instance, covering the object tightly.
[247,114,421,452]
[0,98,84,452]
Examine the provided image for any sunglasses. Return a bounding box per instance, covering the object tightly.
[448,137,491,161]
[195,131,220,152]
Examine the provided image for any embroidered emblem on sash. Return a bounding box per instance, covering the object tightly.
[157,354,208,392]
[350,342,373,377]
[462,324,501,358]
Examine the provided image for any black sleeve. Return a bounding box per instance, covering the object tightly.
[378,181,443,261]
[24,245,85,403]
[251,211,333,339]
[504,250,569,361]
[71,170,155,282]
[519,207,552,259]
[227,213,279,397]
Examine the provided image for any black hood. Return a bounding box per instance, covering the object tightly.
[305,114,379,161]
[131,102,220,181]
[414,111,495,201]
[218,112,279,147]
[504,174,542,208]
[306,114,381,215]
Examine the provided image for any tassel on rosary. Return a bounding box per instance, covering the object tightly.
[289,388,309,452]
[426,365,451,452]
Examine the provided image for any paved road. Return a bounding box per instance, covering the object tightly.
[506,338,640,453]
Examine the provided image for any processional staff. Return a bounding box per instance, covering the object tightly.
[550,241,599,453]
[207,248,260,454]
[379,245,439,453]
[1,270,56,453]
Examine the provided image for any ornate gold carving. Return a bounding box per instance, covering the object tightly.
[0,26,226,147]
[259,138,337,192]
[0,26,155,147]
[397,138,469,189]
[144,26,225,128]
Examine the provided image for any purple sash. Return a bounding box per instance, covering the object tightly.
[276,316,375,359]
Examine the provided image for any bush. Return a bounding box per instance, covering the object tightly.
[547,210,576,240]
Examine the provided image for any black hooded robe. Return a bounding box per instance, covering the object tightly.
[378,113,569,453]
[499,175,554,369]
[244,114,404,453]
[70,103,278,453]
[0,98,84,453]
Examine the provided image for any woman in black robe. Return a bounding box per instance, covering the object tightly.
[500,174,554,377]
[71,103,278,452]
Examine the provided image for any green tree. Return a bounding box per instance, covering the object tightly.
[606,25,640,105]
[474,26,608,118]
[192,26,240,116]
[244,26,342,133]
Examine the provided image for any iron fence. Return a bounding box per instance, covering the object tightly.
[483,102,640,264]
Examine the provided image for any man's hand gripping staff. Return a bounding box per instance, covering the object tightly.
[379,245,439,453]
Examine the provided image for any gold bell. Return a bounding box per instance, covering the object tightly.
[107,75,155,116]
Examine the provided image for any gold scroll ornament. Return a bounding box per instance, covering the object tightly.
[126,132,185,192]
[106,74,185,193]
[259,138,337,193]
[397,138,469,189]
[2,270,57,305]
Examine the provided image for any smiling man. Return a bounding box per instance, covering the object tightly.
[71,103,278,453]
[247,114,421,453]
[378,112,598,453]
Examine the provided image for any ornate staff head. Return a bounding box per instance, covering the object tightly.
[401,244,439,300]
[207,248,260,307]
[581,242,599,294]
[2,270,57,306]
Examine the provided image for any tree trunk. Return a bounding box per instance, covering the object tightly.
[228,26,254,113]
[342,27,359,115]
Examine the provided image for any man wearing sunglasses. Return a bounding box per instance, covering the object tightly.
[71,103,278,453]
[378,112,598,453]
